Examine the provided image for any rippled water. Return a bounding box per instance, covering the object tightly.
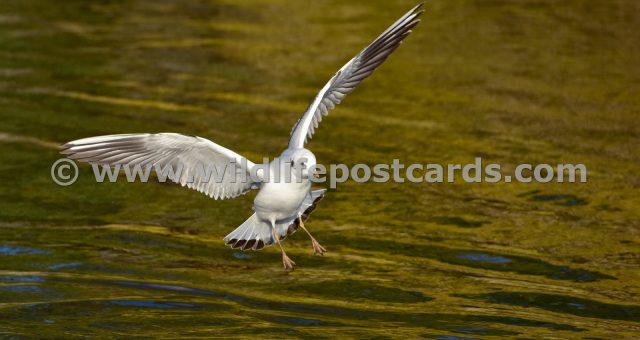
[1,0,639,338]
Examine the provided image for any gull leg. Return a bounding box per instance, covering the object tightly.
[272,226,295,270]
[298,216,326,256]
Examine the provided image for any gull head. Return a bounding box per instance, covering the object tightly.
[283,148,317,179]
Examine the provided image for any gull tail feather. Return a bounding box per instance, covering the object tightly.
[223,213,273,251]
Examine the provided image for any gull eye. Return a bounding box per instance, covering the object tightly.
[290,160,295,167]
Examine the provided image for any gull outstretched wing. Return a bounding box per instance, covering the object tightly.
[288,3,424,148]
[61,133,261,199]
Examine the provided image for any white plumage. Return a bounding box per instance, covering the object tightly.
[61,3,424,269]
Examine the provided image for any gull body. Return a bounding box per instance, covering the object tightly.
[254,149,315,224]
[61,3,425,269]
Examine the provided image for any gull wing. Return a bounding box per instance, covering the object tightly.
[288,3,424,148]
[61,133,261,199]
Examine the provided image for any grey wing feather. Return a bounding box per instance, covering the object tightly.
[61,133,261,200]
[288,3,425,148]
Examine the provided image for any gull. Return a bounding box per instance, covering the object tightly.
[60,3,424,270]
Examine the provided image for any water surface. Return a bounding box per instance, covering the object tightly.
[1,0,639,338]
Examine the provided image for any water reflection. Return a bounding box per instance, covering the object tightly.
[0,0,638,338]
[464,292,640,321]
[330,236,615,282]
[0,245,49,256]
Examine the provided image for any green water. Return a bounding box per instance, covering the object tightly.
[1,0,639,338]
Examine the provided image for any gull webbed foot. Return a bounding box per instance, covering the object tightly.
[299,217,327,256]
[282,253,296,270]
[311,238,327,256]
